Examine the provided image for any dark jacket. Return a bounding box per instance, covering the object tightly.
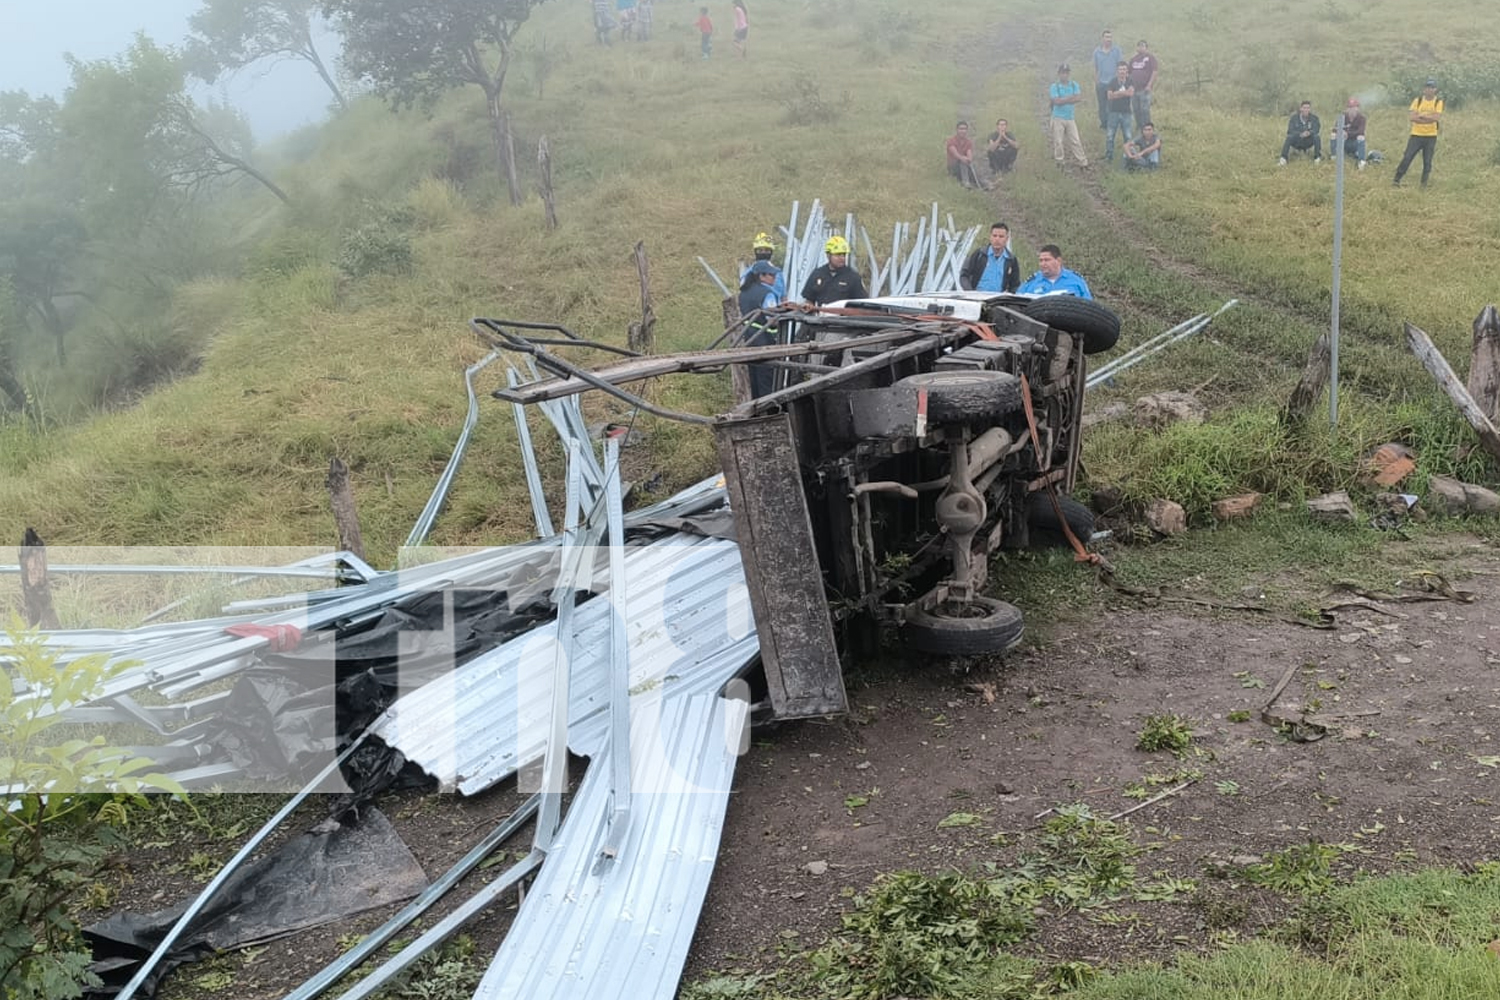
[1286,110,1321,140]
[959,247,1020,293]
[737,281,778,346]
[800,264,867,306]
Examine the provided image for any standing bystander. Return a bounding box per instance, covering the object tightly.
[1392,78,1443,187]
[1104,61,1135,163]
[1127,40,1159,129]
[1091,30,1123,131]
[960,223,1021,293]
[732,0,749,57]
[1048,64,1089,168]
[696,6,713,58]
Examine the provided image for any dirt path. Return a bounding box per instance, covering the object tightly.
[686,551,1500,979]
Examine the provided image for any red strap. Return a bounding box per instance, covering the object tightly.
[225,623,304,653]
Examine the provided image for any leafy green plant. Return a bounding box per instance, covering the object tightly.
[1244,840,1347,895]
[807,869,1033,999]
[1136,714,1195,753]
[0,625,184,999]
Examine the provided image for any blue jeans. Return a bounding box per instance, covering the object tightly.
[1132,90,1152,129]
[1105,111,1133,161]
[1333,135,1366,161]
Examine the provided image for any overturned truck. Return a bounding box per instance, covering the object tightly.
[485,290,1119,720]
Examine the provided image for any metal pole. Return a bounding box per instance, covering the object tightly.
[1331,112,1345,428]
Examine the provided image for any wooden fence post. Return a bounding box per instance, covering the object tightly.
[721,295,751,405]
[628,241,656,355]
[326,457,367,562]
[537,135,559,231]
[1282,331,1331,425]
[1466,305,1500,423]
[19,527,61,629]
[1406,320,1500,464]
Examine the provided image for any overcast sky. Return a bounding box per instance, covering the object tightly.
[0,0,333,139]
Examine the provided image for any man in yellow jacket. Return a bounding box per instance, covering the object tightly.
[1393,78,1444,188]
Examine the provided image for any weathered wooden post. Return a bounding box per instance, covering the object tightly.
[627,241,656,355]
[1405,321,1500,464]
[326,457,366,561]
[537,135,559,231]
[1282,332,1331,426]
[721,295,752,405]
[1466,305,1500,423]
[19,527,61,629]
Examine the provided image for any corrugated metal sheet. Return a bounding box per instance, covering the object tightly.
[472,694,750,1000]
[374,536,757,795]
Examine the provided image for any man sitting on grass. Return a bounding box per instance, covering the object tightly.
[1123,122,1161,171]
[1279,100,1322,164]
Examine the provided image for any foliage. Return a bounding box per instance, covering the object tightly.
[808,869,1033,999]
[1243,840,1350,895]
[1385,58,1500,109]
[1136,713,1195,753]
[337,211,415,279]
[776,79,852,127]
[185,0,346,108]
[0,625,184,998]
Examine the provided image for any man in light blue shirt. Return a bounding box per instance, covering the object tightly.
[1048,64,1089,167]
[1018,244,1093,299]
[1091,29,1123,131]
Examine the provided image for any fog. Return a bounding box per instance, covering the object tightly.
[0,0,332,139]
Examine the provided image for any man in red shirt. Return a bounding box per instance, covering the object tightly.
[1127,39,1159,129]
[945,121,980,189]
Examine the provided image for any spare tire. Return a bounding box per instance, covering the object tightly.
[1026,492,1095,548]
[895,370,1023,423]
[905,596,1025,656]
[1020,296,1121,355]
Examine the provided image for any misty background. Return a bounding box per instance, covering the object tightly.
[1,0,333,139]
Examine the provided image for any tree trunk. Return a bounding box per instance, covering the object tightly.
[1466,304,1500,424]
[19,528,61,629]
[537,135,558,230]
[1282,331,1330,425]
[326,457,366,561]
[1406,321,1500,465]
[181,112,291,204]
[301,28,347,109]
[500,107,522,207]
[36,297,65,366]
[630,241,656,355]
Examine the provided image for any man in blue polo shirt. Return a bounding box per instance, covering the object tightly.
[1018,244,1093,299]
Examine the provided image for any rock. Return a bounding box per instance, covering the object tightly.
[1145,498,1187,535]
[1426,475,1500,515]
[1361,442,1417,487]
[1081,402,1130,430]
[1307,491,1357,523]
[1210,493,1262,520]
[1133,391,1207,429]
[802,860,829,876]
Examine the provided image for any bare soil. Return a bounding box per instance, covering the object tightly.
[685,545,1500,979]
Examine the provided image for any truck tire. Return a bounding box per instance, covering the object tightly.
[1027,492,1095,548]
[1020,297,1121,355]
[895,370,1023,423]
[905,597,1025,655]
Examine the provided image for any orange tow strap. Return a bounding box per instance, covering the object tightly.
[1018,373,1102,568]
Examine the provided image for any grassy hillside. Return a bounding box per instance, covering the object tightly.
[2,0,1497,569]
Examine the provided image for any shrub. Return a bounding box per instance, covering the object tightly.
[1,625,184,999]
[777,80,853,127]
[337,212,415,279]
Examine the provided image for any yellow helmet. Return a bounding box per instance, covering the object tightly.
[752,232,775,251]
[824,235,851,256]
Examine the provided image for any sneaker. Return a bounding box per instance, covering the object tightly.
[1278,157,1287,166]
[1357,159,1366,171]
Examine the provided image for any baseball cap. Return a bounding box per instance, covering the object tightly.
[1425,77,1438,86]
[1058,62,1071,72]
[749,261,777,276]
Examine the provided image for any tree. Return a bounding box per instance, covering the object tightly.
[320,0,553,205]
[185,0,347,110]
[59,36,289,219]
